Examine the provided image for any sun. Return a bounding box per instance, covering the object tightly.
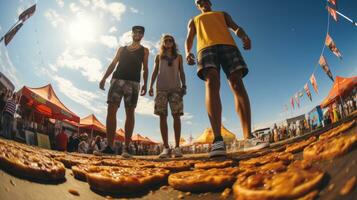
[68,13,97,44]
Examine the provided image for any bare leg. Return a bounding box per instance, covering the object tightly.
[106,103,119,148]
[173,115,181,148]
[160,115,169,148]
[205,69,222,139]
[124,107,135,147]
[228,71,252,139]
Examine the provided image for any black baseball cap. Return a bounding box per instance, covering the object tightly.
[195,0,211,5]
[132,25,145,33]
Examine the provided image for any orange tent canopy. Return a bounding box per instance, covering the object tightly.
[80,114,106,133]
[321,76,357,108]
[115,128,125,142]
[18,84,80,123]
[132,133,147,142]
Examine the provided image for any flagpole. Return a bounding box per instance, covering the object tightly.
[336,11,357,26]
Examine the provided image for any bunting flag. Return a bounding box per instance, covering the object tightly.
[299,90,304,98]
[319,56,335,82]
[291,97,295,110]
[18,4,36,22]
[325,34,342,59]
[309,74,319,94]
[295,93,300,108]
[304,83,312,101]
[4,22,24,46]
[327,6,338,22]
[328,0,337,7]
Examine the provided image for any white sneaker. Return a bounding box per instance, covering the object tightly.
[159,148,170,159]
[121,146,132,159]
[209,141,227,158]
[172,147,183,158]
[243,138,269,152]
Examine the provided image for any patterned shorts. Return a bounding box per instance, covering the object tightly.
[154,89,184,116]
[107,79,140,108]
[197,44,248,80]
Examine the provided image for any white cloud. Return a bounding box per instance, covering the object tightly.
[0,48,22,89]
[99,35,118,49]
[69,3,80,12]
[44,9,65,28]
[109,26,117,33]
[56,0,64,8]
[79,0,90,7]
[54,48,103,82]
[91,0,126,21]
[130,7,139,14]
[17,7,25,15]
[51,75,104,114]
[135,96,155,116]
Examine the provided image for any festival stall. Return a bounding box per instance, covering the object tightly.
[17,84,79,148]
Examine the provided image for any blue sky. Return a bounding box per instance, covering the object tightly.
[0,0,356,143]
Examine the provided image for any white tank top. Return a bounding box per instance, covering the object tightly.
[156,56,181,91]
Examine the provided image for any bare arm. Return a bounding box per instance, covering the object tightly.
[140,48,149,96]
[149,55,160,89]
[185,18,197,65]
[148,55,160,96]
[99,47,123,90]
[224,12,251,50]
[178,55,186,87]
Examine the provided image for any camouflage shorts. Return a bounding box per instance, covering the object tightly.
[107,79,140,108]
[154,89,184,116]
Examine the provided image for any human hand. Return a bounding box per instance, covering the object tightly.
[99,79,106,90]
[149,87,154,97]
[140,85,147,96]
[186,53,196,65]
[243,37,251,50]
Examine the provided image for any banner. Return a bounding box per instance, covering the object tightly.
[325,34,342,59]
[291,97,295,110]
[327,6,338,22]
[319,56,334,82]
[4,22,23,46]
[304,83,312,101]
[309,74,319,94]
[19,4,36,22]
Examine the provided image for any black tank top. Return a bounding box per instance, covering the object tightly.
[112,46,145,82]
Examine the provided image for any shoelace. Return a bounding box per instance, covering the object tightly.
[212,141,225,150]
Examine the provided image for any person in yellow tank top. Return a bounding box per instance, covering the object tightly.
[185,0,269,157]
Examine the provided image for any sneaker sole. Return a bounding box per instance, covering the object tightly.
[209,150,227,158]
[243,143,270,152]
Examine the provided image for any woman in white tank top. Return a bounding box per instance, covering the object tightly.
[149,34,187,159]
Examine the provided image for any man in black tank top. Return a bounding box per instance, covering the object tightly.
[97,26,149,158]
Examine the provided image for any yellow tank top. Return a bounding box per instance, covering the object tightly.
[194,11,236,53]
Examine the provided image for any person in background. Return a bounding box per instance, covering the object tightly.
[88,136,102,154]
[78,133,89,154]
[56,127,68,151]
[67,131,81,152]
[2,93,17,139]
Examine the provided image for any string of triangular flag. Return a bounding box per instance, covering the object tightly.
[287,0,354,111]
[0,4,36,46]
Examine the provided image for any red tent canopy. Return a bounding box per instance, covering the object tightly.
[18,84,80,123]
[321,76,357,108]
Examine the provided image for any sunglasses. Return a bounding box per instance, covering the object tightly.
[133,30,144,34]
